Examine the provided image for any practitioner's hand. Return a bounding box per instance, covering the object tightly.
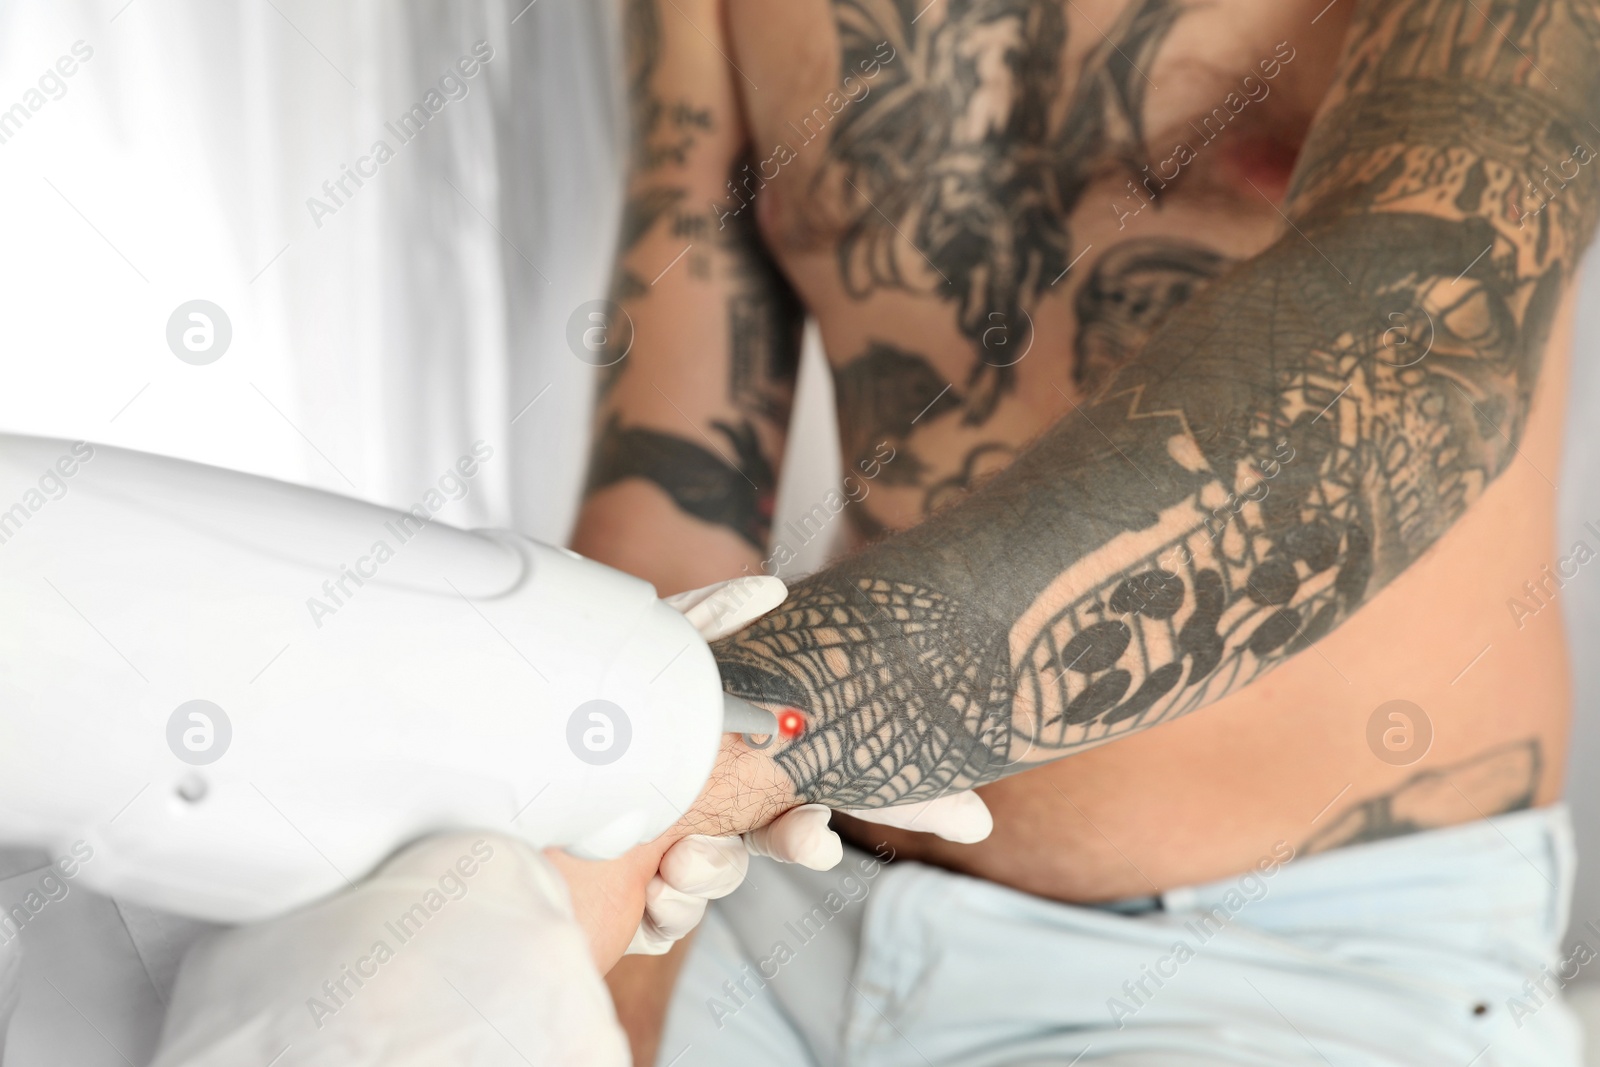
[153,834,631,1067]
[544,842,673,969]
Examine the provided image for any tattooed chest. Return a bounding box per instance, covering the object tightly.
[825,232,1241,534]
[730,0,1332,498]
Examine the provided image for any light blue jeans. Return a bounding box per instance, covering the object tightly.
[659,805,1580,1066]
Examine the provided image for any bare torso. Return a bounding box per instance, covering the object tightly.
[726,0,1573,900]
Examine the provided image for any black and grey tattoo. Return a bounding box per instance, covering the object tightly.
[923,442,1016,515]
[613,187,686,302]
[1073,239,1233,395]
[585,415,775,549]
[1303,740,1542,854]
[822,0,1185,422]
[613,0,715,299]
[594,13,804,548]
[834,342,960,485]
[716,0,1600,810]
[724,198,806,426]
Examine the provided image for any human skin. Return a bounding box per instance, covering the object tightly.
[543,845,667,971]
[701,0,1596,823]
[574,0,1600,1059]
[541,733,799,973]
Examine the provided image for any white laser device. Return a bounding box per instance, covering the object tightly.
[0,434,761,922]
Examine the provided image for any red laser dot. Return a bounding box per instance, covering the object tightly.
[777,708,805,739]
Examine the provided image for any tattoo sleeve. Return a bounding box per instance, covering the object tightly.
[582,0,804,552]
[716,0,1600,808]
[584,414,776,549]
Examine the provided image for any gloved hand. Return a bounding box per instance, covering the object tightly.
[628,576,995,955]
[150,834,629,1067]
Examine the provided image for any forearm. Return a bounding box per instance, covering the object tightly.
[712,0,1600,811]
[571,490,764,596]
[576,0,802,584]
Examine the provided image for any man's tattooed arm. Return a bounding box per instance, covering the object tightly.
[714,0,1600,811]
[585,415,775,550]
[579,0,803,556]
[611,0,698,303]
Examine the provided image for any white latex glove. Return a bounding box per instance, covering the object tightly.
[659,573,789,644]
[150,834,627,1067]
[629,576,994,955]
